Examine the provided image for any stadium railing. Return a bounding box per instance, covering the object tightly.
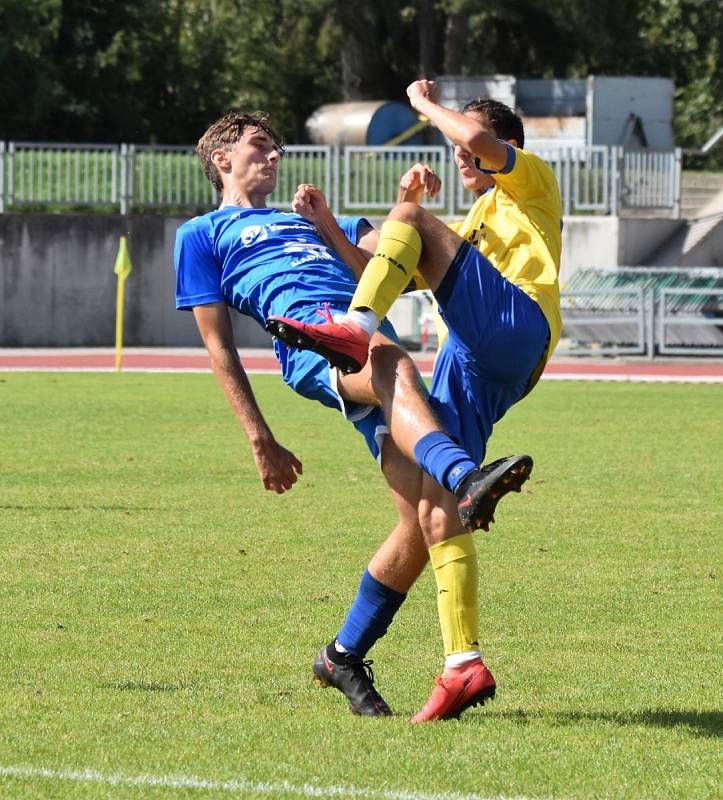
[0,141,683,218]
[392,269,723,358]
[559,267,723,358]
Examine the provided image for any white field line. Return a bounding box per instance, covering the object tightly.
[0,765,539,800]
[0,366,721,383]
[540,372,722,384]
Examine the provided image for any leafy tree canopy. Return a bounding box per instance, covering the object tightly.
[0,0,719,161]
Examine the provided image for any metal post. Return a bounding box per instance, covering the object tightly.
[120,143,128,215]
[7,142,15,208]
[610,146,619,216]
[646,287,655,360]
[657,289,665,357]
[0,141,5,214]
[448,147,456,218]
[563,147,571,217]
[332,145,340,215]
[672,147,682,219]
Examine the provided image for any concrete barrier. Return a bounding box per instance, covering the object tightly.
[0,214,271,347]
[0,212,685,346]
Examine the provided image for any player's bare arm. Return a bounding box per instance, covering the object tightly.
[406,80,510,171]
[192,302,302,494]
[292,184,375,280]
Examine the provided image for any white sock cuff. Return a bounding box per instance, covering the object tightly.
[444,650,481,669]
[341,309,378,337]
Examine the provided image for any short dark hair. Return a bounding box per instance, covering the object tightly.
[462,98,525,149]
[196,111,285,192]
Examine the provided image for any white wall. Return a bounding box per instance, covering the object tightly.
[559,217,619,285]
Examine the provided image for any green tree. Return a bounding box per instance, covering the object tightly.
[0,0,719,160]
[0,0,63,139]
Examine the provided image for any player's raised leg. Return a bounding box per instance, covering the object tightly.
[266,205,458,373]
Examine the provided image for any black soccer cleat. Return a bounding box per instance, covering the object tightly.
[455,454,533,532]
[312,648,392,717]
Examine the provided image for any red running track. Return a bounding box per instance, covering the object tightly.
[0,349,722,383]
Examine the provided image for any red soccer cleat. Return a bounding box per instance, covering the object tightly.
[411,658,496,723]
[266,306,370,374]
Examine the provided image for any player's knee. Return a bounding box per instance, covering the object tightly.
[418,499,463,547]
[418,498,439,545]
[369,344,416,397]
[389,201,424,226]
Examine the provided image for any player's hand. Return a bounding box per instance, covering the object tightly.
[407,79,440,110]
[398,163,441,203]
[292,183,331,225]
[252,438,303,494]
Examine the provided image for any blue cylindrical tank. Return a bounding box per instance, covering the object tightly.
[305,102,425,146]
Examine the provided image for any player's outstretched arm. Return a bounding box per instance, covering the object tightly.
[192,302,303,494]
[406,80,509,172]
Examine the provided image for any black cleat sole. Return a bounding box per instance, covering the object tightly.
[265,318,363,375]
[458,455,533,532]
[449,684,496,720]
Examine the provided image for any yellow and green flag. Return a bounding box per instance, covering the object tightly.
[114,236,133,371]
[114,235,133,279]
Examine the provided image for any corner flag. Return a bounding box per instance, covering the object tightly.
[114,236,133,371]
[114,235,133,280]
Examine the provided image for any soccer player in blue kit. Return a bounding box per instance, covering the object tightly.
[173,111,528,721]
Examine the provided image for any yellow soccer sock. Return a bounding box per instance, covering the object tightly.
[350,220,422,320]
[429,533,480,657]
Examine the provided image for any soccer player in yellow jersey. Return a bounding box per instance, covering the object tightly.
[270,79,562,722]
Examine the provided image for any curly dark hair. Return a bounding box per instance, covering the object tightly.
[462,98,525,150]
[196,111,285,192]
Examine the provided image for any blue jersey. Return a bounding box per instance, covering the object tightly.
[173,205,396,462]
[174,206,366,326]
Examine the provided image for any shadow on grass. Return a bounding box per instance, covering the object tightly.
[486,708,722,738]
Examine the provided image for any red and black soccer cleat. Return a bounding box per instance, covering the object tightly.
[411,658,496,723]
[455,454,533,532]
[266,307,370,375]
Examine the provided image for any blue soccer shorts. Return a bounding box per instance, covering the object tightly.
[429,242,550,465]
[273,304,400,463]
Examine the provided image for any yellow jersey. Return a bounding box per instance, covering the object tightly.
[442,146,562,358]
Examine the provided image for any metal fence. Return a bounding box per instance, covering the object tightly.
[393,278,723,358]
[0,140,683,217]
[558,267,723,357]
[658,287,723,355]
[621,149,681,214]
[558,287,653,356]
[343,145,449,211]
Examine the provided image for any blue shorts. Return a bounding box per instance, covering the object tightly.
[273,304,399,463]
[429,242,549,464]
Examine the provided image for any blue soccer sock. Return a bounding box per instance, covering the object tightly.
[413,431,478,495]
[336,570,407,657]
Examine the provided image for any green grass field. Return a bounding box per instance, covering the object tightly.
[0,373,721,799]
